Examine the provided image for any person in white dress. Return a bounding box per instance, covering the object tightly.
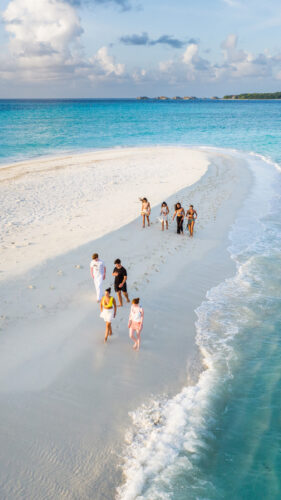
[90,253,106,302]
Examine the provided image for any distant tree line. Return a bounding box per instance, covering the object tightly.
[224,92,281,99]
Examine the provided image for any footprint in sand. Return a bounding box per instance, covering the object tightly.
[74,264,83,269]
[57,270,64,276]
[50,286,55,290]
[37,304,45,309]
[28,284,36,289]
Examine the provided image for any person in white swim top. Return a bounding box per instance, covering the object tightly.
[159,201,169,231]
[128,298,144,351]
[90,252,106,302]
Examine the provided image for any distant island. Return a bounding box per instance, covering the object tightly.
[137,92,281,101]
[224,92,281,100]
[136,96,201,101]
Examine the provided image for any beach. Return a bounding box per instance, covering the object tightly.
[0,146,253,499]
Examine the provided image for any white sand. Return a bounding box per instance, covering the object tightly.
[0,147,208,279]
[0,147,252,499]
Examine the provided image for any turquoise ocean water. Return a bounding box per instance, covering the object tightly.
[1,99,281,499]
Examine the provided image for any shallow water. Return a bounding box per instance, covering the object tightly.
[1,99,281,165]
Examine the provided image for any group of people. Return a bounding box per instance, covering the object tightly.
[140,198,197,236]
[90,253,144,349]
[90,198,198,348]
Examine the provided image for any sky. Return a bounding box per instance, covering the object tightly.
[1,0,281,97]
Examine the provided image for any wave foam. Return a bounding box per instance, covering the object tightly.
[116,150,281,500]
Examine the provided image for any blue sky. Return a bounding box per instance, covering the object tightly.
[1,0,281,97]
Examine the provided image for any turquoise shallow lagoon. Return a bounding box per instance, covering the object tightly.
[1,98,281,164]
[1,99,281,499]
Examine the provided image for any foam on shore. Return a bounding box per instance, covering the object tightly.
[116,152,281,500]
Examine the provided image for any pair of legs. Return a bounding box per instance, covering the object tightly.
[176,216,184,234]
[129,327,141,350]
[104,321,112,342]
[142,214,150,228]
[116,290,130,307]
[161,220,168,231]
[94,276,103,302]
[188,219,195,237]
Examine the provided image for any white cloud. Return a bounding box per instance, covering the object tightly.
[1,0,125,84]
[220,34,276,79]
[90,46,125,78]
[182,43,199,64]
[132,68,147,82]
[157,35,281,87]
[221,34,246,63]
[1,1,281,95]
[1,0,83,79]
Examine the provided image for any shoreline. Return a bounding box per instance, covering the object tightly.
[0,147,253,499]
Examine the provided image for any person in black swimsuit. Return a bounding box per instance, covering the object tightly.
[172,202,185,234]
[112,258,130,307]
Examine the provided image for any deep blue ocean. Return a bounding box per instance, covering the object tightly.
[1,99,281,499]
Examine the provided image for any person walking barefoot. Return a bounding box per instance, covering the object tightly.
[128,298,144,350]
[160,201,169,231]
[139,197,151,228]
[186,204,198,237]
[112,258,130,307]
[100,288,116,342]
[90,253,106,302]
[172,202,185,234]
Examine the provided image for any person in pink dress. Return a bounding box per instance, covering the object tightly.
[128,298,144,350]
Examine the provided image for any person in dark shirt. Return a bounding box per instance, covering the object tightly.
[112,258,130,307]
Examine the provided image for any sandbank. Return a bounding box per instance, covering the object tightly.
[0,147,252,499]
